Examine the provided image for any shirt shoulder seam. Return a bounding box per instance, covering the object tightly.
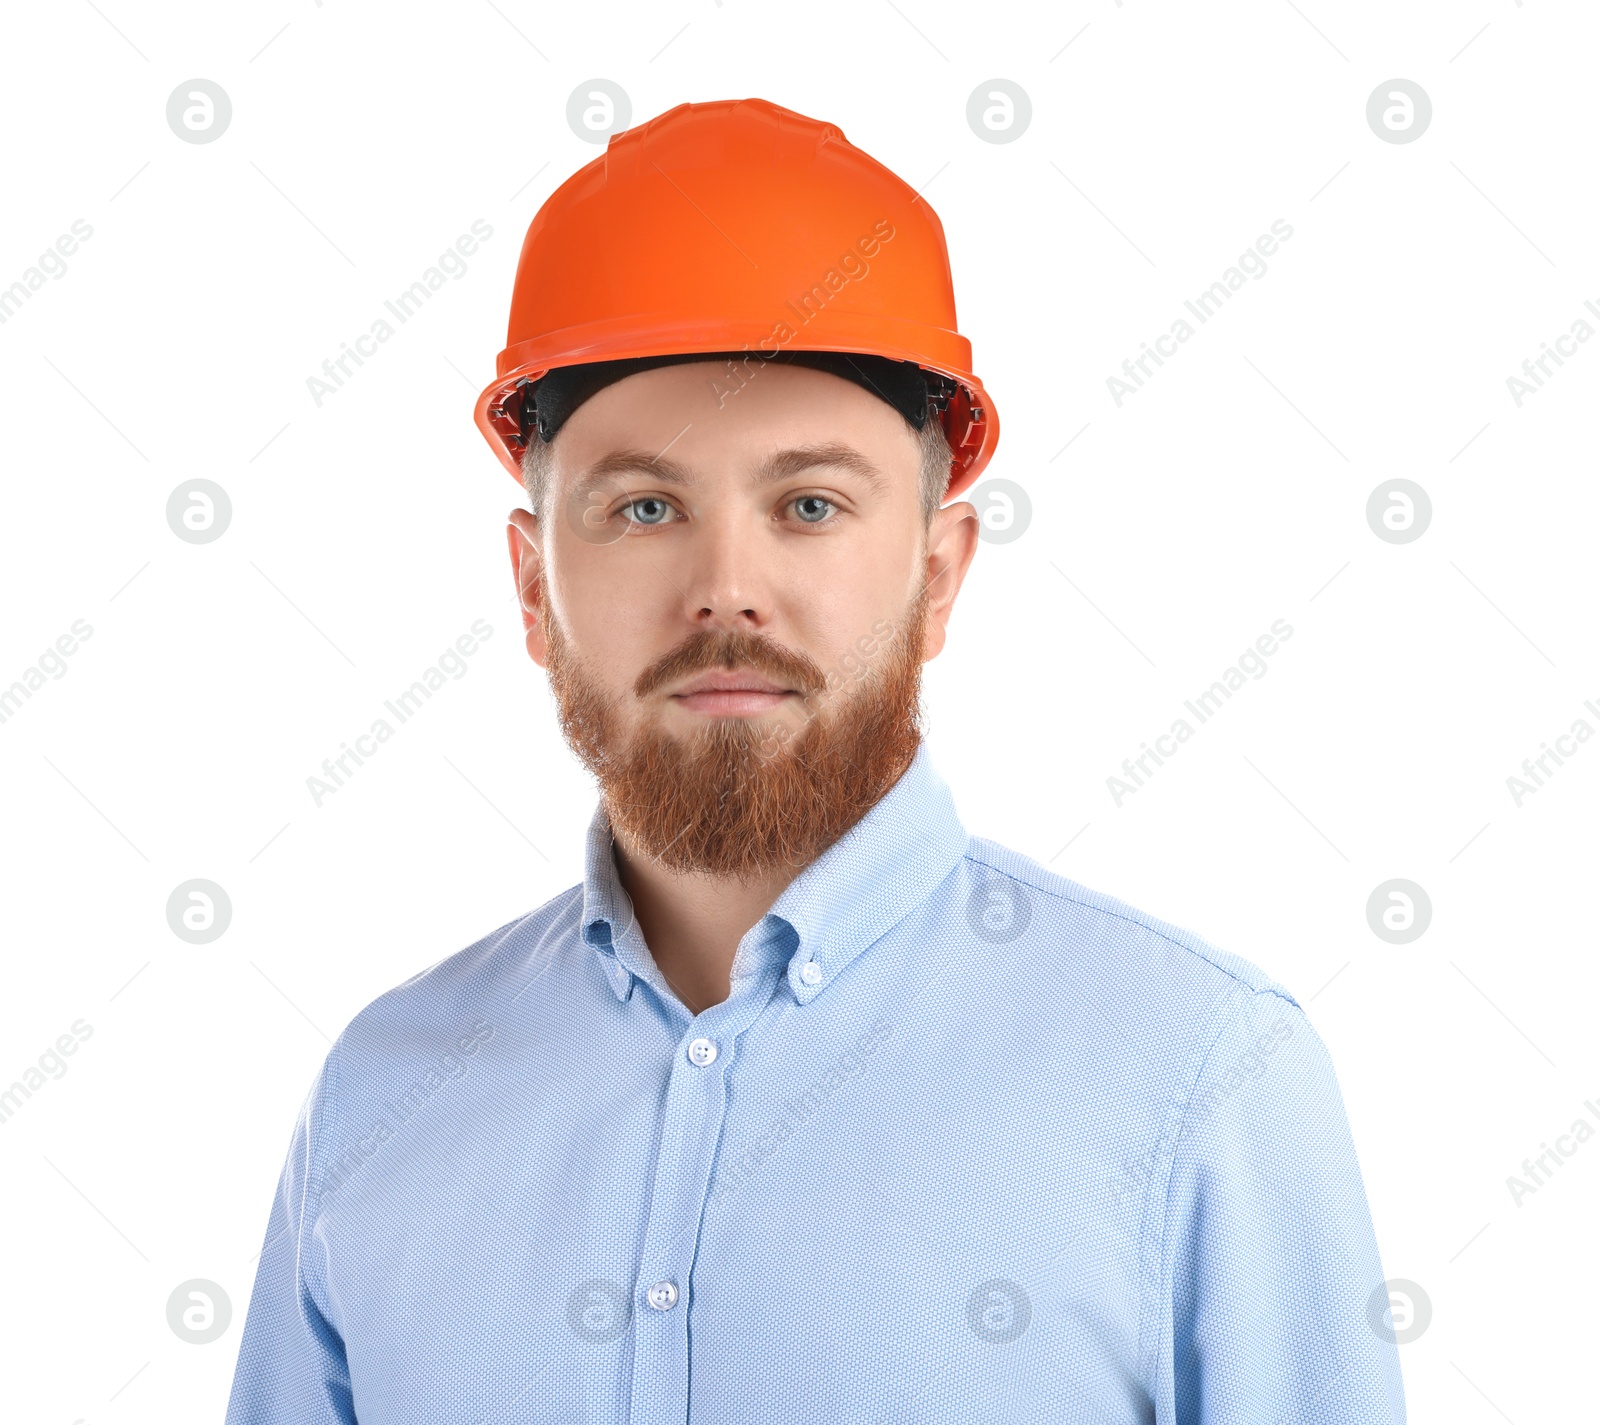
[1134,985,1308,1395]
[299,1036,343,1313]
[959,843,1279,997]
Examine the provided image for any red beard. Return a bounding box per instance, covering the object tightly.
[539,574,928,881]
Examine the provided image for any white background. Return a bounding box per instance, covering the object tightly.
[2,0,1596,1419]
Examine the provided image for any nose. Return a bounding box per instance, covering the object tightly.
[677,509,775,633]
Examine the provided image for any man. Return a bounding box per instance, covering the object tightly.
[228,98,1406,1423]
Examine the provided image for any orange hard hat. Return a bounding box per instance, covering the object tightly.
[474,96,999,501]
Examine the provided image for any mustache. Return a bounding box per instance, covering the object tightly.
[633,628,830,701]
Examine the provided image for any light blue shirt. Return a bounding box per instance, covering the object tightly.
[227,744,1405,1423]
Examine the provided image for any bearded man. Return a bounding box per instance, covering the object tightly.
[227,98,1406,1425]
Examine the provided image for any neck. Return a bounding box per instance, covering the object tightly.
[610,828,803,1015]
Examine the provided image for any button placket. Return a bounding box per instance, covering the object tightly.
[626,961,788,1425]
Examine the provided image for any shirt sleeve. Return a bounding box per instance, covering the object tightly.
[1150,988,1407,1424]
[226,1052,356,1425]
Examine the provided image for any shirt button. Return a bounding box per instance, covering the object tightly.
[646,1280,679,1310]
[800,961,823,986]
[687,1037,718,1067]
[611,964,629,990]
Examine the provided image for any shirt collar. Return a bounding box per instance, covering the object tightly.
[579,742,970,1005]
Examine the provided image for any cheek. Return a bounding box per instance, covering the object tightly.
[785,567,908,675]
[546,567,637,684]
[568,626,644,703]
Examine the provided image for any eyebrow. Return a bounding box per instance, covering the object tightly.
[577,441,890,496]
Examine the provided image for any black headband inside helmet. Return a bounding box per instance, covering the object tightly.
[516,349,958,447]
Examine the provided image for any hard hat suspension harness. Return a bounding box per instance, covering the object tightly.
[511,350,960,450]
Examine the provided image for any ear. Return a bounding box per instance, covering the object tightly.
[920,500,980,662]
[506,508,549,668]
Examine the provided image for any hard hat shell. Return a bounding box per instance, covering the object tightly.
[474,96,998,501]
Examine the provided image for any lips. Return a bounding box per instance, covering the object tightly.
[671,670,794,697]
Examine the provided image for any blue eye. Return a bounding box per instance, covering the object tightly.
[793,495,835,523]
[621,497,673,525]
